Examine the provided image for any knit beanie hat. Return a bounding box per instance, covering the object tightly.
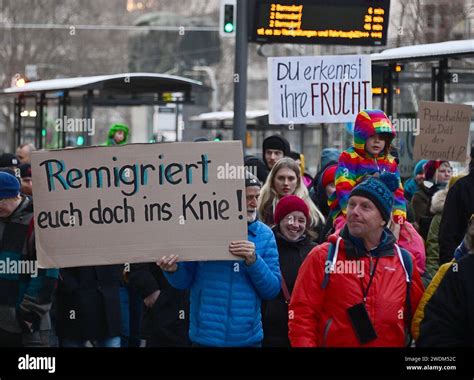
[262,135,291,157]
[322,164,337,189]
[19,163,32,178]
[274,195,310,225]
[0,153,19,168]
[424,160,448,181]
[349,172,399,223]
[289,151,301,161]
[414,160,428,176]
[245,171,261,188]
[321,148,340,168]
[0,172,20,199]
[244,155,269,183]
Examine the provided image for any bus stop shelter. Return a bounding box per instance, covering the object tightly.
[372,39,474,114]
[0,73,205,150]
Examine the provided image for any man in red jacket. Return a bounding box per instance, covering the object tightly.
[289,173,424,347]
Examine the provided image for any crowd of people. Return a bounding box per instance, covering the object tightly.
[1,111,474,348]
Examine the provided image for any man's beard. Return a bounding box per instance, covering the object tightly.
[247,210,257,223]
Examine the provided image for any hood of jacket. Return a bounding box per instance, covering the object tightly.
[4,195,32,221]
[420,180,446,198]
[107,124,129,145]
[353,110,396,158]
[429,188,448,215]
[328,225,397,258]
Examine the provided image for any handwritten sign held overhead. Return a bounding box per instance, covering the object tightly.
[268,55,372,125]
[414,101,472,162]
[31,142,248,268]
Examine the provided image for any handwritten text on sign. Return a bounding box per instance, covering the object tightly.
[268,55,372,124]
[31,142,247,268]
[414,101,471,162]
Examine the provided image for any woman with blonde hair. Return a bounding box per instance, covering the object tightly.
[258,157,325,241]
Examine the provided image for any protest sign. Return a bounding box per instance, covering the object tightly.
[31,142,248,268]
[414,101,471,162]
[268,55,372,124]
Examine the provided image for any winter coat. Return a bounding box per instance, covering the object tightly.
[411,260,454,342]
[411,181,444,240]
[417,254,474,346]
[262,229,316,347]
[332,117,406,224]
[288,226,424,347]
[439,171,474,264]
[424,189,448,282]
[0,196,58,335]
[164,220,281,347]
[56,265,122,341]
[128,263,190,347]
[412,228,474,342]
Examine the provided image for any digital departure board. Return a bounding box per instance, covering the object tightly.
[249,0,390,46]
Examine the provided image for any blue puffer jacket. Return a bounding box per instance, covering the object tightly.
[164,220,281,347]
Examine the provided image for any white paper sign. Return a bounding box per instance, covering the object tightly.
[268,55,372,124]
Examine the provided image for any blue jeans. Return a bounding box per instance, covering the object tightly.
[62,336,121,348]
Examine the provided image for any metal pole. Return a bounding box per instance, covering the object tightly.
[233,0,248,153]
[14,97,22,149]
[61,91,68,148]
[437,58,448,102]
[86,90,93,146]
[431,67,437,101]
[38,93,45,149]
[175,103,180,142]
[386,65,393,116]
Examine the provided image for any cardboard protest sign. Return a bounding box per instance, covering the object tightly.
[268,55,372,124]
[31,142,248,268]
[414,101,472,162]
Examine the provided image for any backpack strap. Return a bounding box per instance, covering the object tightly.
[395,244,412,283]
[280,272,291,304]
[321,237,342,289]
[26,217,35,258]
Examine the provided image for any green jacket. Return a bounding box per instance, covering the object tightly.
[424,188,448,283]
